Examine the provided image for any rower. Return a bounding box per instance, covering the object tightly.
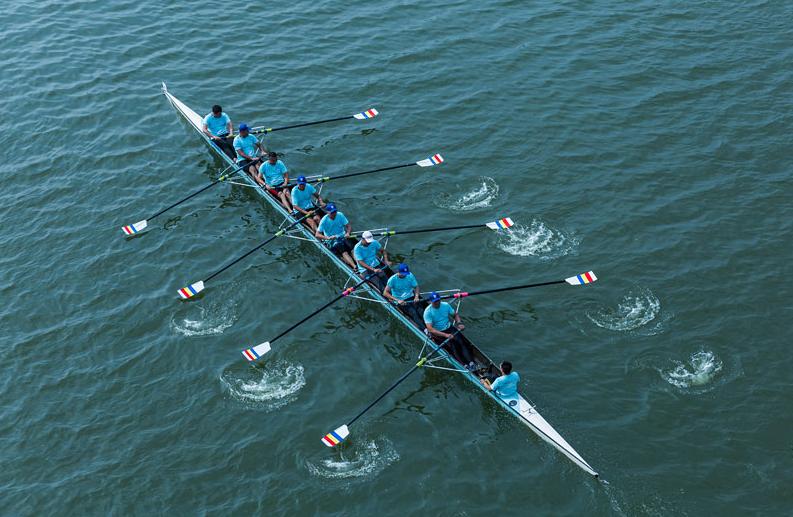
[233,123,266,186]
[353,230,390,290]
[202,104,235,159]
[315,202,356,268]
[481,361,519,400]
[261,151,291,210]
[383,263,422,325]
[291,175,324,231]
[423,291,476,370]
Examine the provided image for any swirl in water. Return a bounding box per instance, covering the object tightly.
[662,350,723,389]
[587,287,661,332]
[435,176,499,211]
[496,219,578,260]
[220,361,305,411]
[171,299,238,337]
[306,437,399,480]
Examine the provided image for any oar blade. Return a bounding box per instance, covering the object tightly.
[416,153,444,167]
[565,271,597,285]
[241,341,271,362]
[121,220,148,236]
[321,425,350,447]
[352,108,379,120]
[177,281,205,299]
[485,217,514,231]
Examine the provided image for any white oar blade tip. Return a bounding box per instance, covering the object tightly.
[177,280,205,299]
[241,342,271,362]
[565,271,597,285]
[485,217,515,231]
[321,425,350,447]
[353,108,378,120]
[416,153,444,167]
[121,220,148,236]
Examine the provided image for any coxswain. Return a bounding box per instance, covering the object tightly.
[291,175,324,230]
[481,361,519,399]
[233,123,266,186]
[202,104,235,159]
[423,291,476,370]
[261,151,291,210]
[315,202,356,268]
[353,230,390,290]
[383,263,422,325]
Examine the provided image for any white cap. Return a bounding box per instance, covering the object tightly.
[362,230,374,243]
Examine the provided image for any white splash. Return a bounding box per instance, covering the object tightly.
[497,219,578,260]
[220,361,305,411]
[587,287,660,331]
[171,299,238,336]
[306,437,400,480]
[662,350,722,389]
[436,176,499,211]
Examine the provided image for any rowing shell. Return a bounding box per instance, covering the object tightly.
[161,83,598,477]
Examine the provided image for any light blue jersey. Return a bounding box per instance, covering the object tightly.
[353,240,382,273]
[491,371,520,399]
[291,183,317,210]
[423,302,455,331]
[386,272,418,300]
[318,212,349,238]
[261,159,287,186]
[233,134,259,163]
[203,112,231,136]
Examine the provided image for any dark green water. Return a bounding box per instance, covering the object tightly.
[2,0,792,514]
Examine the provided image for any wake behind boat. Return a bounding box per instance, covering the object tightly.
[160,83,599,478]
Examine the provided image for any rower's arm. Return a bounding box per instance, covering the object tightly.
[413,285,420,301]
[425,322,450,339]
[226,119,233,136]
[380,248,390,265]
[201,121,212,138]
[315,229,328,240]
[357,258,378,273]
[383,285,395,301]
[344,223,351,238]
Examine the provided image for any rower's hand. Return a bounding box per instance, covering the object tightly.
[397,300,405,306]
[456,323,465,331]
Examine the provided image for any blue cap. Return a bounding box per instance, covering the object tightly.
[238,123,250,132]
[398,263,410,275]
[325,202,337,213]
[297,175,307,185]
[429,291,441,303]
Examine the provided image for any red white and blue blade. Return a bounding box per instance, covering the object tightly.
[177,280,205,299]
[565,271,597,285]
[485,217,514,230]
[416,153,444,167]
[241,341,271,362]
[321,425,350,447]
[353,108,378,120]
[121,220,148,236]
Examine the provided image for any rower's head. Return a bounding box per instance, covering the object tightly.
[297,176,307,190]
[268,151,278,164]
[326,202,338,218]
[429,291,441,307]
[397,263,410,277]
[500,361,512,374]
[211,105,223,116]
[238,123,250,136]
[361,230,374,246]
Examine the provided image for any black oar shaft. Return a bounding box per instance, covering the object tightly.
[204,213,310,283]
[384,223,484,237]
[347,332,457,426]
[269,275,372,345]
[440,280,565,301]
[255,115,353,134]
[148,179,221,221]
[322,162,415,182]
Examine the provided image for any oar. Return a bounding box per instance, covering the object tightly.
[351,217,514,238]
[251,108,378,135]
[120,161,259,236]
[176,211,314,299]
[434,271,598,302]
[320,331,459,447]
[240,273,376,361]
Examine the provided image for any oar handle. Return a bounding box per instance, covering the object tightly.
[252,115,353,135]
[204,212,313,283]
[347,331,459,427]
